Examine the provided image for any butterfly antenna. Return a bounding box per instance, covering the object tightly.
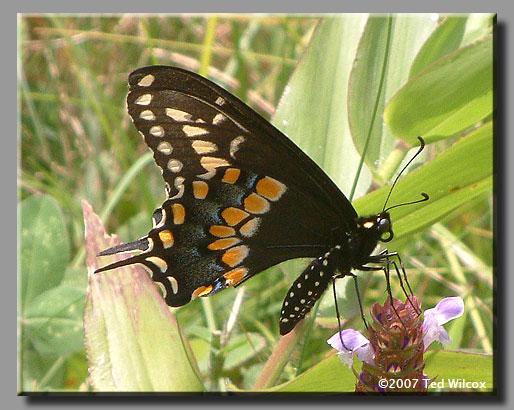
[382,136,426,213]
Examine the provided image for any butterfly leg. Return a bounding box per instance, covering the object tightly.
[368,251,420,315]
[331,278,349,350]
[358,260,408,329]
[332,271,370,328]
[331,272,368,351]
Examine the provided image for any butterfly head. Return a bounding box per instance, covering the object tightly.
[358,212,394,243]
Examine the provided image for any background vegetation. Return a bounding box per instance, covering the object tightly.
[19,14,494,392]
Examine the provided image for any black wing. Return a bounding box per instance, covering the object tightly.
[96,66,356,310]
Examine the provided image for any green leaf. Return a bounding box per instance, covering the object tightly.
[265,353,355,392]
[409,16,468,78]
[24,285,86,356]
[425,350,493,392]
[272,15,371,198]
[384,34,493,144]
[20,195,70,312]
[262,350,493,392]
[348,15,436,169]
[21,349,66,392]
[83,201,204,392]
[353,121,492,241]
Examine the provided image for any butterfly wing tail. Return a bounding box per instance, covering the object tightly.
[95,237,150,274]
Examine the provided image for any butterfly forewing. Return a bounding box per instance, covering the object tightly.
[128,66,357,227]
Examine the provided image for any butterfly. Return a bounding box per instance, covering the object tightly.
[96,65,428,335]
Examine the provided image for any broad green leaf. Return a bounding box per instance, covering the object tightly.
[265,353,354,392]
[353,121,492,242]
[409,16,468,78]
[20,195,70,312]
[273,15,371,198]
[264,350,493,392]
[425,350,493,392]
[348,15,436,169]
[24,285,86,356]
[83,201,203,392]
[384,34,493,144]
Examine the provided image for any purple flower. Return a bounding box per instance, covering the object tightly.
[327,297,464,367]
[422,296,464,351]
[327,329,375,367]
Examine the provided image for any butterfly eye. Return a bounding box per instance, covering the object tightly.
[378,218,390,233]
[378,218,393,242]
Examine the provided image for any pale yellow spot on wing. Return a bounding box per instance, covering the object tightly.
[150,125,164,137]
[183,125,208,137]
[135,94,152,105]
[192,140,218,154]
[212,113,226,125]
[140,110,155,120]
[229,136,245,158]
[166,108,192,122]
[157,141,173,155]
[137,74,155,87]
[167,159,183,173]
[145,256,168,273]
[170,177,185,199]
[200,156,230,170]
[167,276,179,294]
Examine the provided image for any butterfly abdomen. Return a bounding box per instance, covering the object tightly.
[279,246,346,335]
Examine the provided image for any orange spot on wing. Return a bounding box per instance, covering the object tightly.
[192,180,209,199]
[192,285,213,299]
[158,230,174,248]
[222,245,249,267]
[222,168,241,184]
[256,176,286,201]
[224,267,248,286]
[209,225,236,238]
[172,203,185,224]
[221,207,249,226]
[207,237,241,250]
[244,193,269,214]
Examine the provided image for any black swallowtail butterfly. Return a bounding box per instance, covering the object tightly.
[96,66,428,335]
